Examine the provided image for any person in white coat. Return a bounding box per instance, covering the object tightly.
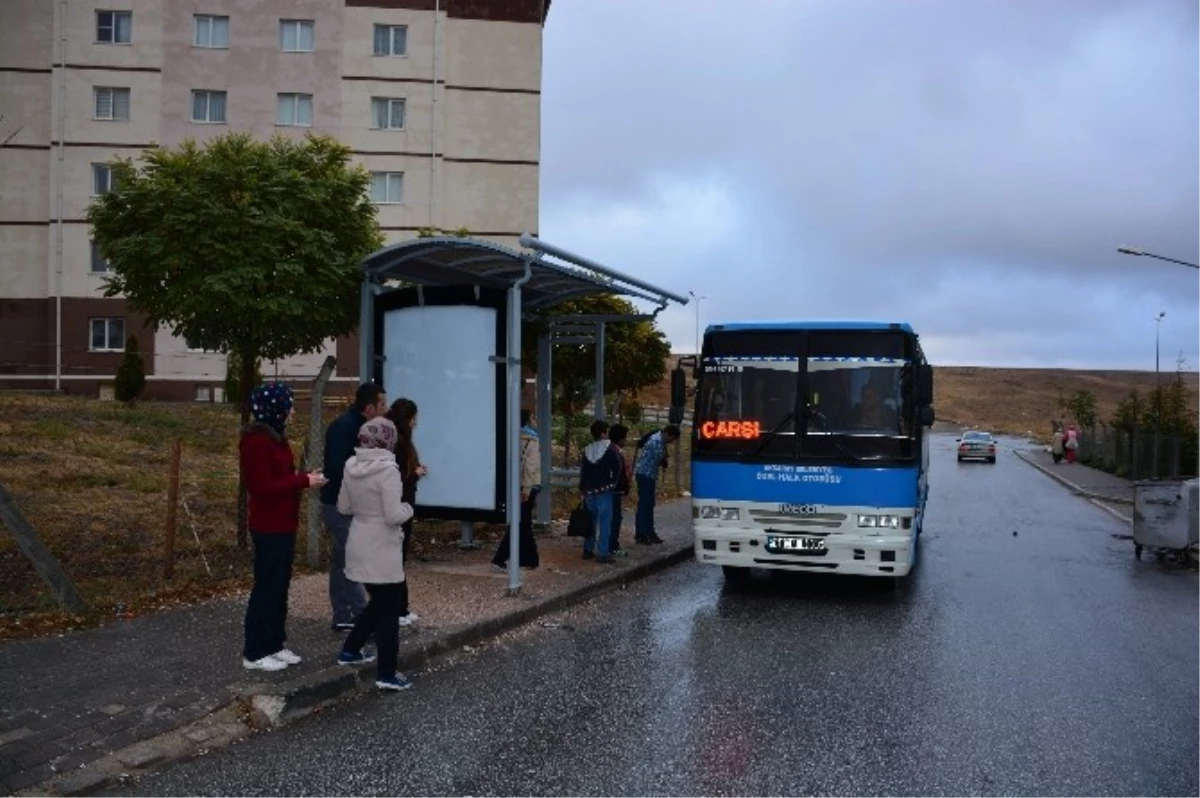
[335,417,415,691]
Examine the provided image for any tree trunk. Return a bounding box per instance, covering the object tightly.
[236,351,255,549]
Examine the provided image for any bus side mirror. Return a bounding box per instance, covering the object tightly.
[670,367,687,409]
[919,406,935,427]
[917,365,934,405]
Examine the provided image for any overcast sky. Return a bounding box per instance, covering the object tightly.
[538,0,1199,371]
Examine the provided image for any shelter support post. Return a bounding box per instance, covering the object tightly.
[506,273,527,595]
[359,281,375,383]
[593,321,606,421]
[537,333,553,525]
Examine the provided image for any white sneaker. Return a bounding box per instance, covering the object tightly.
[243,655,287,672]
[273,648,302,665]
[397,613,419,627]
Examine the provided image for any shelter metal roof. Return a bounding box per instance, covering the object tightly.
[360,236,679,312]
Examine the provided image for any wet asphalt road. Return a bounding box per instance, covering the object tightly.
[112,434,1198,797]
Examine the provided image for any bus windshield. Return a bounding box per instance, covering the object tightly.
[693,329,919,463]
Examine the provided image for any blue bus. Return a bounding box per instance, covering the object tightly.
[688,321,935,580]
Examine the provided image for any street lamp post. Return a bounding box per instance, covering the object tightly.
[689,290,707,356]
[1153,311,1165,478]
[1118,246,1199,269]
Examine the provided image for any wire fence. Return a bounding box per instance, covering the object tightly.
[1077,426,1198,480]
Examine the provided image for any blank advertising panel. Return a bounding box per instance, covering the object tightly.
[382,303,501,516]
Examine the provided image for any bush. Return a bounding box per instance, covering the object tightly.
[114,335,146,402]
[625,400,643,425]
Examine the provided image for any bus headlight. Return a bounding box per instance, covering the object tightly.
[698,505,740,521]
[858,514,901,529]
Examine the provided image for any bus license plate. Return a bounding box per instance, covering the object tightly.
[766,535,825,553]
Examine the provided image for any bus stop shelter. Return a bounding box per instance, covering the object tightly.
[359,233,688,594]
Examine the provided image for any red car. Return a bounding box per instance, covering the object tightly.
[957,430,996,464]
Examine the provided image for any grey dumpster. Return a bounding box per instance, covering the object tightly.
[1132,479,1199,561]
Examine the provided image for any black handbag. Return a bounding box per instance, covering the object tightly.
[567,501,593,538]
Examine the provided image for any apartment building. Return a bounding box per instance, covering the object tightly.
[0,0,547,399]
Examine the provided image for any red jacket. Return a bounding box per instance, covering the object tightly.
[239,423,309,534]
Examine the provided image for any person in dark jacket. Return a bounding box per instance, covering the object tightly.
[385,398,427,626]
[240,382,325,672]
[321,383,388,631]
[608,424,633,557]
[579,419,621,564]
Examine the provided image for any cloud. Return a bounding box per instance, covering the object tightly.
[539,0,1199,369]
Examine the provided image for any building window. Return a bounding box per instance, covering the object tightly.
[94,87,131,121]
[90,318,126,352]
[193,15,230,48]
[96,10,132,44]
[370,97,406,130]
[191,90,227,123]
[90,241,112,273]
[370,172,404,204]
[276,93,313,127]
[373,24,407,56]
[92,163,117,195]
[279,19,314,52]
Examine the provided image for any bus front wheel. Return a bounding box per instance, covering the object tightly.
[722,565,750,582]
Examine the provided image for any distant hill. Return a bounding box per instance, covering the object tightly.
[638,359,1199,438]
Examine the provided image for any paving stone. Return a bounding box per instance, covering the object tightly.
[0,728,35,749]
[55,766,112,796]
[5,762,55,791]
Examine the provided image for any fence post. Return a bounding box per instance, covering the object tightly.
[164,439,182,579]
[306,356,337,568]
[0,482,85,614]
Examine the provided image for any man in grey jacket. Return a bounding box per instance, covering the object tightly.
[322,382,388,631]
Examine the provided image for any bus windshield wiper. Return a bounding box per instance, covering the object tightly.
[805,406,862,465]
[743,410,797,459]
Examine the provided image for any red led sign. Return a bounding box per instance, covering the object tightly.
[700,420,762,440]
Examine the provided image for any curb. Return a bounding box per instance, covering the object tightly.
[236,542,694,728]
[28,542,694,796]
[1012,451,1132,506]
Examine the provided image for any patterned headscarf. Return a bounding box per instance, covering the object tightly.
[358,417,398,452]
[249,382,294,435]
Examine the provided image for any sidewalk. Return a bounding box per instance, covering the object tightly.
[0,500,694,796]
[1015,447,1136,505]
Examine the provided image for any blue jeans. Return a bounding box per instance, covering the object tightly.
[583,492,614,558]
[635,475,657,538]
[322,504,367,625]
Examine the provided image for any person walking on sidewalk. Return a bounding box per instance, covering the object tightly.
[322,383,388,632]
[634,425,680,544]
[580,419,621,564]
[240,382,326,672]
[1050,424,1065,465]
[337,417,415,692]
[492,409,542,570]
[1065,425,1079,464]
[608,423,633,557]
[386,398,427,626]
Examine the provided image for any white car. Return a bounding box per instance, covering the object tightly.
[957,430,996,463]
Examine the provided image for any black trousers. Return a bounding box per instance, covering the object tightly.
[243,532,295,661]
[344,582,404,680]
[399,518,413,617]
[492,488,540,568]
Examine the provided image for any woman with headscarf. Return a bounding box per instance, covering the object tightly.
[385,398,426,627]
[239,382,326,672]
[336,417,415,691]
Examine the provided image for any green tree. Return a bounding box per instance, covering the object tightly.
[114,335,146,403]
[88,132,383,422]
[1112,389,1145,433]
[522,294,671,461]
[1064,389,1098,432]
[89,133,384,543]
[223,351,263,406]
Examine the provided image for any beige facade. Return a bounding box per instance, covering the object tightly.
[0,0,547,398]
